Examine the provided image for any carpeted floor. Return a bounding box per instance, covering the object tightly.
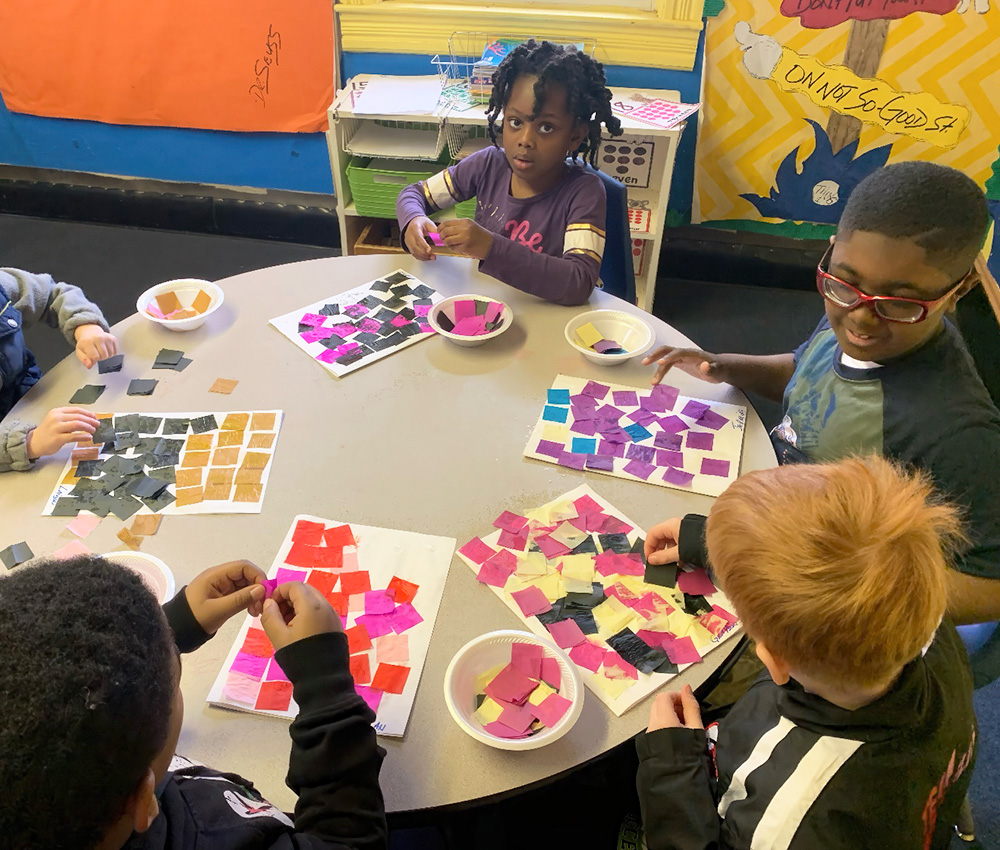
[2,212,997,848]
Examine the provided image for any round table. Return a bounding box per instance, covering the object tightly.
[5,254,776,815]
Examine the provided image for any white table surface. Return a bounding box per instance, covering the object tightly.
[3,254,776,814]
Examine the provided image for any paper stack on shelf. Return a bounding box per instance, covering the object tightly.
[469,39,520,104]
[350,75,444,117]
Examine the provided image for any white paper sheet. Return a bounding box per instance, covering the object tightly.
[350,75,444,116]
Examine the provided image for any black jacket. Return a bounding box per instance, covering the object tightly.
[124,592,387,850]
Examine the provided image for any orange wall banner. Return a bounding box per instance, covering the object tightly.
[0,0,333,133]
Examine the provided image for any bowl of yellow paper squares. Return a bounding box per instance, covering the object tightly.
[137,278,224,332]
[564,309,653,366]
[444,630,584,750]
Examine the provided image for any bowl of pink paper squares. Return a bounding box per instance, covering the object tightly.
[137,278,224,332]
[428,294,512,347]
[444,630,584,750]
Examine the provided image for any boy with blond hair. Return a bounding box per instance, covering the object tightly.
[637,457,976,850]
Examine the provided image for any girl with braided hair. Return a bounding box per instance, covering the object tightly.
[396,39,622,306]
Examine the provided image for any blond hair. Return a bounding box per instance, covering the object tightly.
[706,456,963,689]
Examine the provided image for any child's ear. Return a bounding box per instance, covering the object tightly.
[130,769,161,834]
[755,641,791,685]
[569,119,588,152]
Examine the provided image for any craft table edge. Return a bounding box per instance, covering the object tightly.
[2,254,776,815]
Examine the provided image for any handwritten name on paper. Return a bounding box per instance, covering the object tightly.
[779,0,958,28]
[249,25,282,106]
[771,48,969,147]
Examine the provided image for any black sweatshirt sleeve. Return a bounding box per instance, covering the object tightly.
[636,728,720,850]
[679,515,709,569]
[161,587,213,653]
[277,631,387,850]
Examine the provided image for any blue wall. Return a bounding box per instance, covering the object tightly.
[0,30,705,214]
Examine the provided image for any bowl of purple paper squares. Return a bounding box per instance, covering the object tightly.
[564,309,653,366]
[444,630,584,750]
[428,294,512,348]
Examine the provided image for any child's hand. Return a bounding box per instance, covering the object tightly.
[74,324,118,369]
[642,346,723,386]
[184,560,268,635]
[260,582,342,653]
[436,219,494,261]
[26,407,100,459]
[647,686,704,732]
[404,216,439,261]
[645,517,682,565]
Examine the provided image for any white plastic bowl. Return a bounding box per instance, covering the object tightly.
[443,630,584,751]
[102,551,176,604]
[428,295,512,348]
[564,309,654,366]
[136,279,224,332]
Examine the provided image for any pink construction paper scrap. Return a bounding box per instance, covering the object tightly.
[712,604,739,626]
[532,693,572,727]
[612,390,638,407]
[658,415,689,433]
[261,578,280,598]
[265,657,290,682]
[535,439,565,459]
[459,537,497,565]
[414,304,432,317]
[485,664,538,705]
[316,349,339,364]
[664,635,702,665]
[146,303,166,319]
[358,317,382,333]
[333,342,361,357]
[697,409,729,430]
[604,652,639,680]
[676,567,718,596]
[605,583,640,609]
[623,459,656,480]
[593,551,621,577]
[223,671,261,705]
[453,299,477,322]
[66,512,101,539]
[53,539,91,560]
[301,327,336,344]
[573,494,603,515]
[419,322,434,333]
[364,590,395,616]
[494,510,529,533]
[592,339,620,354]
[636,629,672,649]
[663,467,695,487]
[598,439,625,459]
[570,393,600,413]
[557,451,587,470]
[656,449,684,468]
[699,611,732,637]
[535,535,572,560]
[356,613,395,639]
[511,642,544,679]
[231,651,269,679]
[483,720,532,739]
[275,567,308,585]
[452,315,488,336]
[477,558,514,588]
[547,618,586,649]
[654,431,683,450]
[570,418,598,437]
[681,400,710,420]
[343,304,369,319]
[582,380,611,399]
[540,656,562,689]
[299,312,326,327]
[617,554,646,577]
[627,408,657,427]
[686,431,715,451]
[328,323,357,339]
[701,458,731,477]
[427,231,444,246]
[484,301,503,323]
[498,702,537,734]
[651,384,679,410]
[498,527,529,551]
[510,585,553,617]
[390,315,411,328]
[390,603,424,634]
[569,640,606,673]
[375,634,410,665]
[600,515,634,535]
[355,684,384,713]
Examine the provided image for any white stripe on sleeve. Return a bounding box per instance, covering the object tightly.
[718,716,796,817]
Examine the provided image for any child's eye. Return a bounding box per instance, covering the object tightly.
[538,123,555,134]
[507,117,522,129]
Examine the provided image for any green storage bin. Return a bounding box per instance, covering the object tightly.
[347,155,476,219]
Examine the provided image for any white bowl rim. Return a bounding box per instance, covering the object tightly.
[443,629,584,751]
[429,294,513,343]
[100,550,176,604]
[563,309,654,360]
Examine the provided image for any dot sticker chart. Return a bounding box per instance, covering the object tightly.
[599,137,655,189]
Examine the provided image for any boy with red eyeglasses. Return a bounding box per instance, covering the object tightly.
[643,161,1000,624]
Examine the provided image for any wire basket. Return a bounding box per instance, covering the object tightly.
[342,116,447,162]
[445,122,493,160]
[433,32,597,112]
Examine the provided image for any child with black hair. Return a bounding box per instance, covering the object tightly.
[643,161,1000,624]
[0,556,386,850]
[396,39,623,306]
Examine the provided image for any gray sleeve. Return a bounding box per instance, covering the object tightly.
[0,419,36,472]
[0,267,109,345]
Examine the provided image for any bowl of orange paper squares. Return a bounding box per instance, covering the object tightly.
[444,630,583,750]
[137,278,224,332]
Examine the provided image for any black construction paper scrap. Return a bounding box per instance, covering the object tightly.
[683,593,712,616]
[0,542,34,569]
[85,497,113,518]
[390,283,413,297]
[142,490,176,513]
[162,419,190,436]
[133,437,162,456]
[136,416,163,435]
[52,497,83,516]
[320,302,342,315]
[360,295,383,310]
[635,647,672,675]
[109,496,142,522]
[189,414,219,434]
[397,306,416,321]
[97,354,124,374]
[112,432,140,452]
[630,537,645,554]
[336,351,365,366]
[148,466,176,484]
[354,332,380,346]
[385,271,410,284]
[382,297,406,310]
[98,473,128,493]
[69,385,106,405]
[645,563,678,590]
[71,478,102,496]
[411,284,435,299]
[74,459,104,478]
[367,337,393,353]
[298,322,313,334]
[567,609,598,634]
[571,536,599,556]
[475,693,487,710]
[654,657,679,675]
[474,300,489,316]
[127,476,169,500]
[412,297,433,307]
[397,324,419,339]
[115,414,139,433]
[127,379,158,396]
[152,357,192,372]
[373,307,397,324]
[485,321,498,332]
[92,419,116,444]
[369,279,392,293]
[154,348,184,366]
[598,533,632,554]
[437,313,455,332]
[563,583,605,610]
[607,628,664,674]
[535,597,567,626]
[380,331,405,347]
[318,335,342,351]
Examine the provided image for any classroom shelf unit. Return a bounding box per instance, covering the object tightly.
[326,76,685,312]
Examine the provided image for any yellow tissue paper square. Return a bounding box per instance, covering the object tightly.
[515,552,550,577]
[473,697,505,725]
[527,681,557,706]
[474,664,507,693]
[560,554,596,585]
[524,572,566,603]
[576,322,604,348]
[542,423,570,443]
[550,522,588,550]
[590,673,634,701]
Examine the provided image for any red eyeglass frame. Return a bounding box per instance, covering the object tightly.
[815,245,971,324]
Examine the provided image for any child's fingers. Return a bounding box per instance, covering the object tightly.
[260,597,292,648]
[647,545,679,566]
[642,345,675,366]
[679,685,704,729]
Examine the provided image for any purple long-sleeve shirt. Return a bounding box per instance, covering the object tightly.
[396,146,606,306]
